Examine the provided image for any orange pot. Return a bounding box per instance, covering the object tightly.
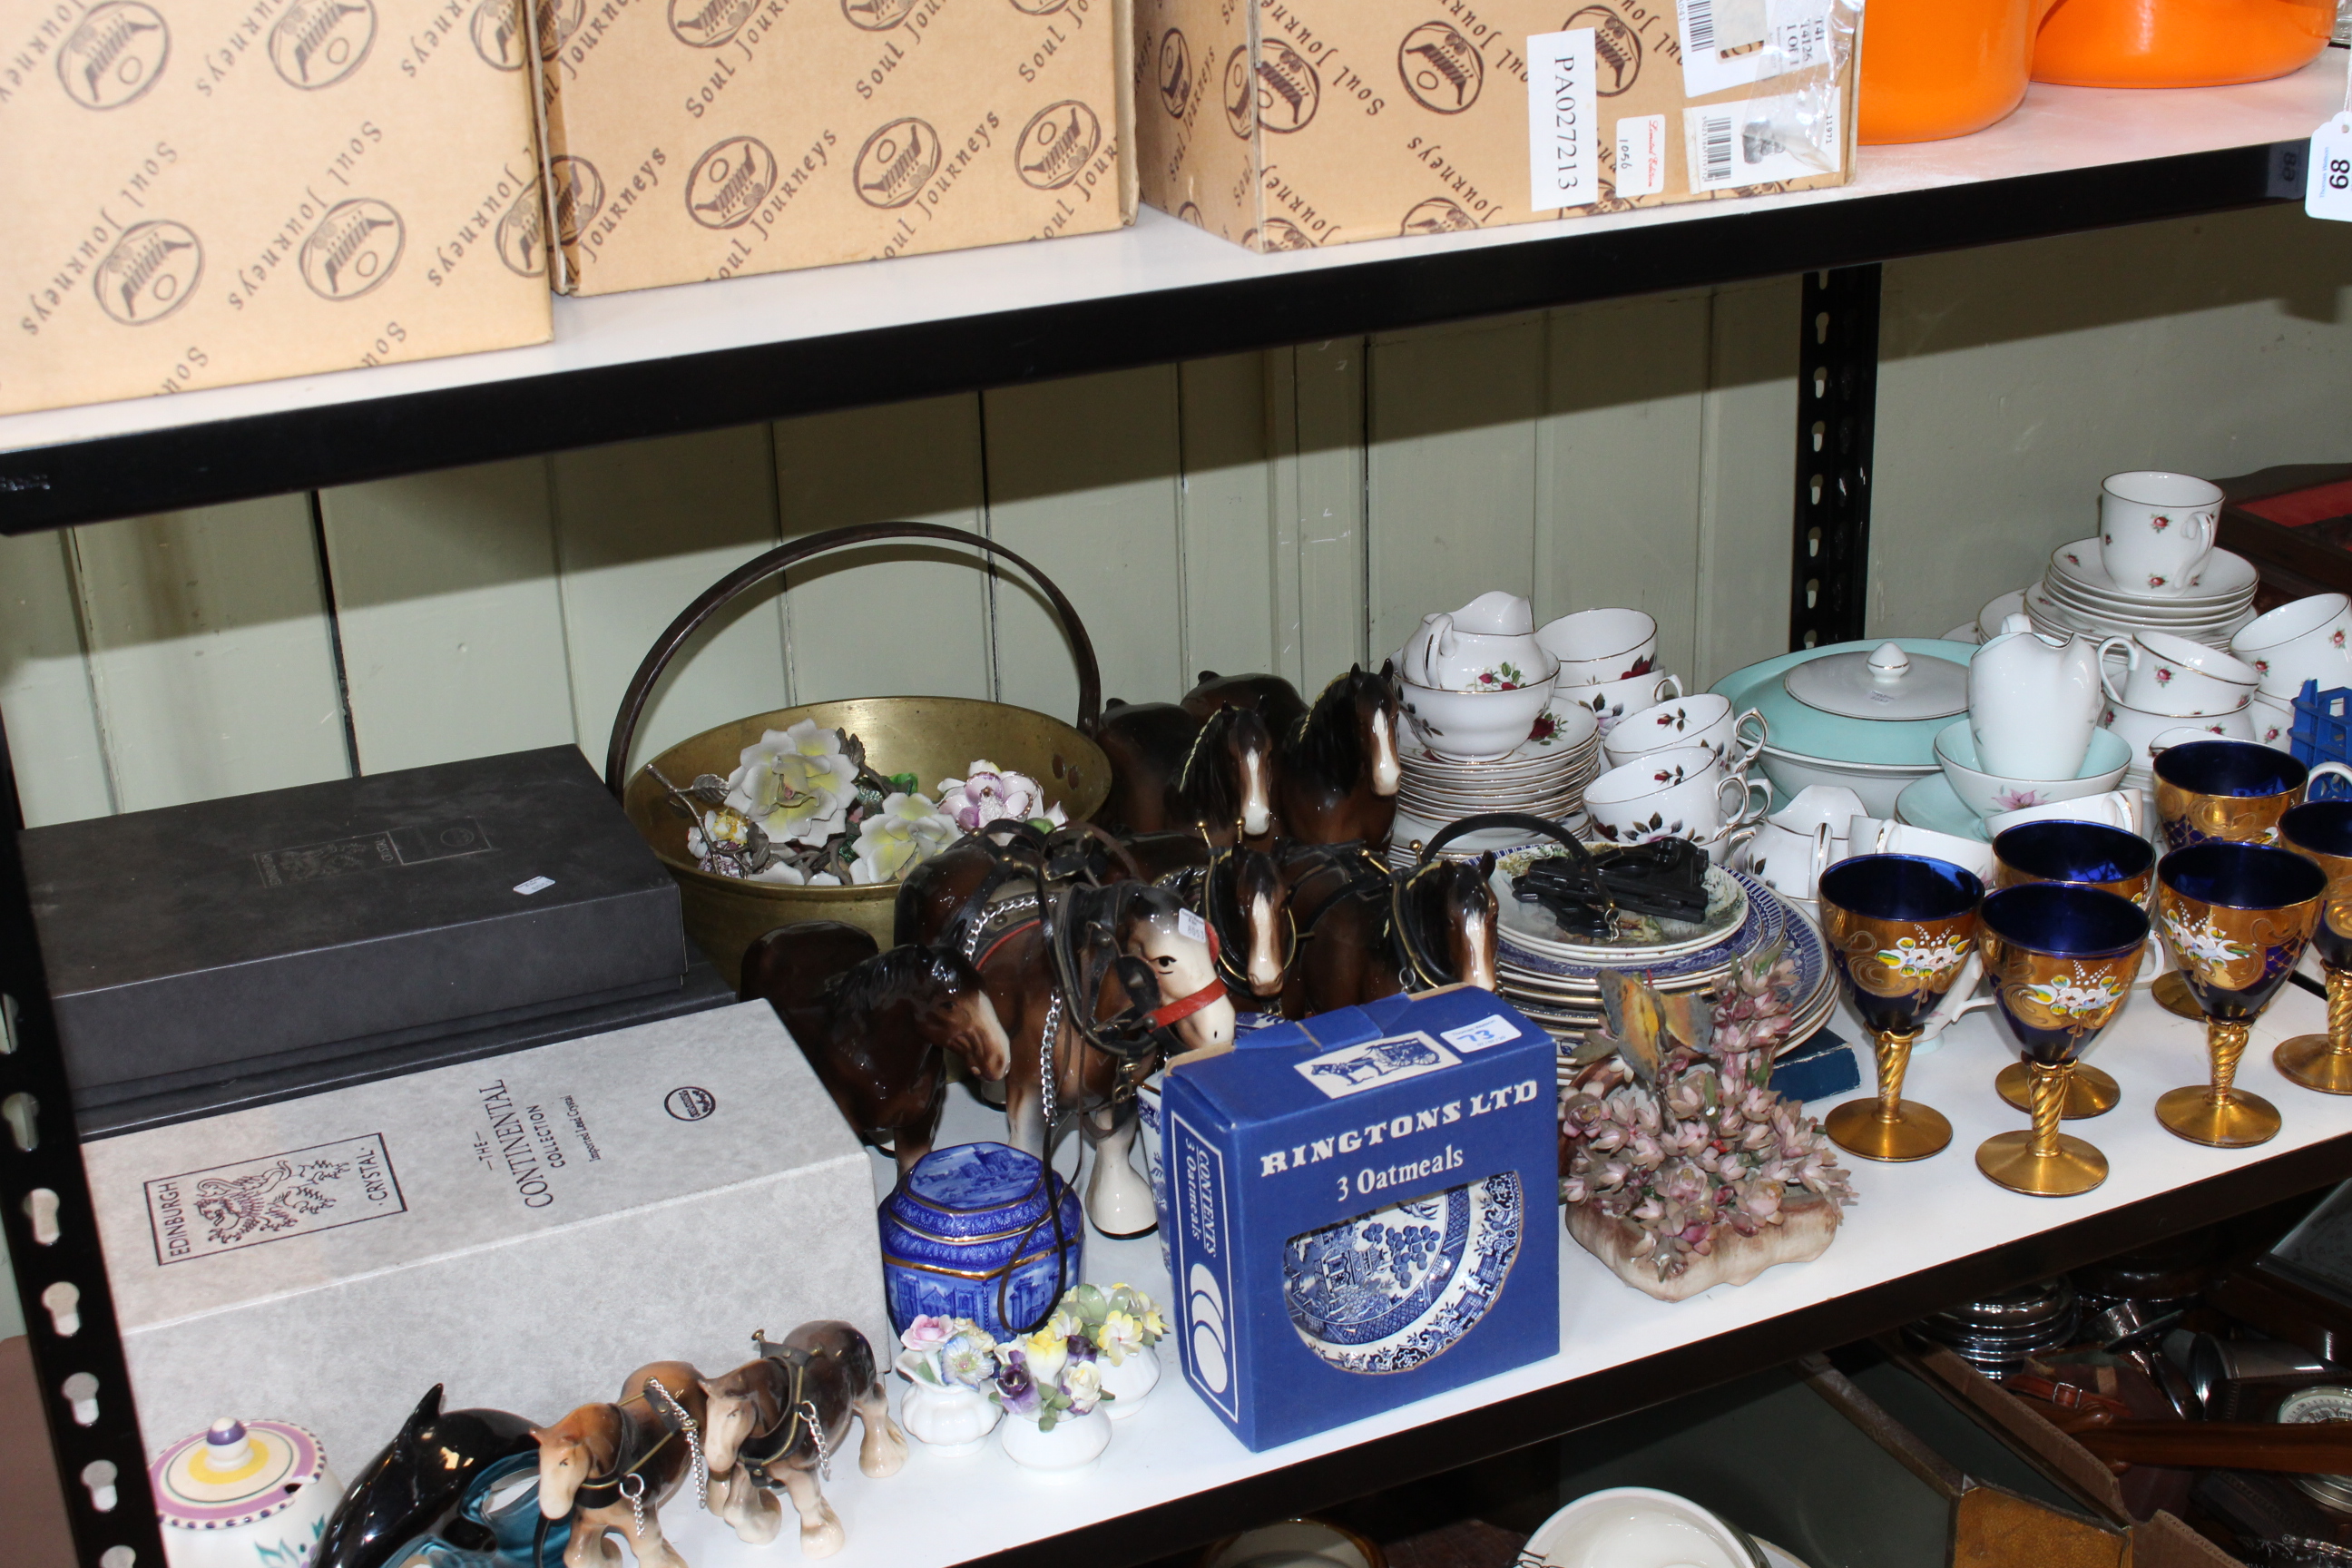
[2032,0,2332,88]
[1860,0,2064,144]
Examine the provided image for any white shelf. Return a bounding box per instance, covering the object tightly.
[3,55,2344,465]
[652,976,2351,1568]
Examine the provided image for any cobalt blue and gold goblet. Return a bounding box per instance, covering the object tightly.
[1972,883,2150,1197]
[2276,800,2352,1095]
[1988,818,2157,1120]
[2151,740,2333,1019]
[2154,840,2328,1148]
[1818,855,1985,1162]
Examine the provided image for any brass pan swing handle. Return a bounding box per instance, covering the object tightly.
[603,521,1105,794]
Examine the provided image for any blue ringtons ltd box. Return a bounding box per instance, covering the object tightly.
[1162,987,1558,1451]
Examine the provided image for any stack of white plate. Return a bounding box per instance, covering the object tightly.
[2022,537,2259,650]
[1482,856,1837,1054]
[1387,699,1603,868]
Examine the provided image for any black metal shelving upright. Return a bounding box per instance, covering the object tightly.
[1,78,2348,1568]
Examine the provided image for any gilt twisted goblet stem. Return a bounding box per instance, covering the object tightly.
[2157,1019,2282,1147]
[2276,966,2352,1094]
[1976,1057,2108,1196]
[1825,1027,1952,1162]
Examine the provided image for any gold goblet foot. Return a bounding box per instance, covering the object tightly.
[2275,967,2352,1093]
[2155,1084,2282,1146]
[1826,1097,1953,1161]
[1996,1061,2119,1119]
[1827,1027,1951,1161]
[2152,970,2202,1020]
[2276,1034,2352,1093]
[2159,1020,2281,1147]
[1975,1129,2108,1196]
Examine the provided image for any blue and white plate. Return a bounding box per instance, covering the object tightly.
[1282,1171,1524,1376]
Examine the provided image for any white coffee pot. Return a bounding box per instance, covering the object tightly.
[1968,614,2104,780]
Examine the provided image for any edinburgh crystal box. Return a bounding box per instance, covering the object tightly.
[80,1001,891,1467]
[1161,986,1558,1451]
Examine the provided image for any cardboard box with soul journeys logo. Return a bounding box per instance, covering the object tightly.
[80,1001,891,1467]
[1161,986,1558,1451]
[526,0,1136,295]
[1133,0,1859,252]
[1,0,553,415]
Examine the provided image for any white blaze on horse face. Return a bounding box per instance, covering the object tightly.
[1459,902,1497,993]
[1369,706,1401,797]
[698,1386,753,1474]
[1248,889,1283,995]
[1140,914,1235,1052]
[963,991,1011,1083]
[534,1434,583,1519]
[1240,740,1273,838]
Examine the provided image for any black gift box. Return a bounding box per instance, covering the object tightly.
[24,746,710,1130]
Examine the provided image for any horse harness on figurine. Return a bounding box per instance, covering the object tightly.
[734,1334,832,1485]
[1281,840,1459,993]
[1157,839,1297,995]
[570,1379,703,1534]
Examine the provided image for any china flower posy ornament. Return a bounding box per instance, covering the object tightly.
[1054,1283,1167,1419]
[894,1316,1004,1454]
[990,1306,1114,1469]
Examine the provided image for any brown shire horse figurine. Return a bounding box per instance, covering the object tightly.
[1288,855,1499,1018]
[740,922,1010,1179]
[700,1323,905,1559]
[1094,701,1277,843]
[533,1363,710,1568]
[1148,837,1293,1004]
[1184,665,1402,846]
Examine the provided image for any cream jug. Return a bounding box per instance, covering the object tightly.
[1969,614,2104,779]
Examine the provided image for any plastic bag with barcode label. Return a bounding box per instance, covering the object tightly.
[1675,0,1857,185]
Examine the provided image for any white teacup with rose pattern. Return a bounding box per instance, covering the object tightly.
[2099,629,2258,717]
[2232,593,2352,701]
[2099,470,2220,597]
[1584,747,1770,847]
[1603,691,1769,773]
[1536,607,1660,688]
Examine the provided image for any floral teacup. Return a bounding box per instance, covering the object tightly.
[1603,691,1767,772]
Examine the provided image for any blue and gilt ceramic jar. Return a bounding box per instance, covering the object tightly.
[879,1142,1083,1339]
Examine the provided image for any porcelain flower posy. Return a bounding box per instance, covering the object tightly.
[725,720,860,848]
[899,1316,998,1390]
[937,760,1067,835]
[848,791,960,885]
[992,1305,1116,1430]
[1058,1282,1165,1367]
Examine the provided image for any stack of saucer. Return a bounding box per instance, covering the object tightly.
[1387,700,1603,867]
[1484,858,1837,1054]
[2024,539,2260,650]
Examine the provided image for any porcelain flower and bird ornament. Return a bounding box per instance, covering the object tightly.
[661,720,1065,888]
[1558,936,1857,1301]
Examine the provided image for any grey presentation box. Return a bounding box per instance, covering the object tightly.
[24,747,689,1102]
[82,1002,889,1466]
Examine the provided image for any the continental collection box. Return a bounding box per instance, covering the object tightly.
[526,0,1136,295]
[1134,0,1860,252]
[1,0,553,415]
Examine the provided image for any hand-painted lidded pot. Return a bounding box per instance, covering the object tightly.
[879,1142,1082,1339]
[152,1418,341,1568]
